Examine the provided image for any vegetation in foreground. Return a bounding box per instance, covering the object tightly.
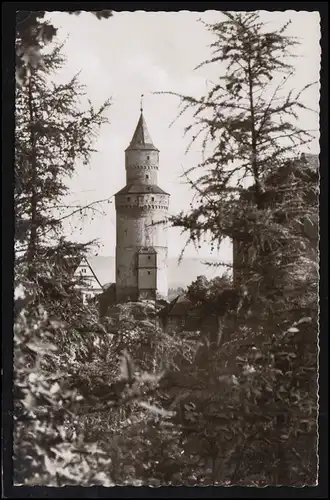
[13,11,318,486]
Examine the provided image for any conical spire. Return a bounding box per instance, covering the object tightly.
[126,99,158,151]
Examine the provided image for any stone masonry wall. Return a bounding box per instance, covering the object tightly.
[115,199,169,302]
[125,150,159,185]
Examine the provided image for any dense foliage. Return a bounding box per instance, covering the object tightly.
[16,10,113,85]
[13,11,318,487]
[13,34,115,485]
[156,11,319,484]
[15,41,111,276]
[14,284,186,485]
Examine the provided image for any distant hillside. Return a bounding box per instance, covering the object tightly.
[86,256,228,290]
[168,257,228,288]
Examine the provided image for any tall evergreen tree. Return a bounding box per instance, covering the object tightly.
[15,42,111,277]
[159,12,318,317]
[164,12,316,279]
[13,40,113,485]
[157,12,319,485]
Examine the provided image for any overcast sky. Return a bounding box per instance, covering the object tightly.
[46,10,320,260]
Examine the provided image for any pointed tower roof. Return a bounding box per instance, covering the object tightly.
[126,111,159,152]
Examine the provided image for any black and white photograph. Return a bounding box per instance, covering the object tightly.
[11,7,320,488]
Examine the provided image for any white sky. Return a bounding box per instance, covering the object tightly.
[46,10,320,259]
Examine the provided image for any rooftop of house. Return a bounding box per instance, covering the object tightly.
[76,256,115,289]
[158,293,200,318]
[301,153,319,171]
[238,153,319,205]
[264,153,319,186]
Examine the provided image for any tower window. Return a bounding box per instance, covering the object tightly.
[147,156,150,160]
[146,175,149,180]
[117,269,120,276]
[151,197,154,201]
[148,256,151,260]
[148,271,151,275]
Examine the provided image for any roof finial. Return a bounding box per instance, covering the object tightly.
[140,93,144,113]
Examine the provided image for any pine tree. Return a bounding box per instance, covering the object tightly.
[157,12,319,485]
[13,40,113,485]
[159,11,318,324]
[15,42,111,278]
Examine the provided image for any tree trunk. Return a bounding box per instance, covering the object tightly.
[216,315,223,347]
[26,78,38,277]
[247,59,262,209]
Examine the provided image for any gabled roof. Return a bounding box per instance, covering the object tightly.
[75,256,104,290]
[138,246,157,254]
[85,258,104,290]
[239,153,319,205]
[301,153,319,172]
[75,256,116,291]
[264,153,319,186]
[125,112,159,152]
[158,294,197,317]
[115,184,170,196]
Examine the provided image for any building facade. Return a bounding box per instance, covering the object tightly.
[115,107,170,302]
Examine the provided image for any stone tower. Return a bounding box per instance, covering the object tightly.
[115,105,170,303]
